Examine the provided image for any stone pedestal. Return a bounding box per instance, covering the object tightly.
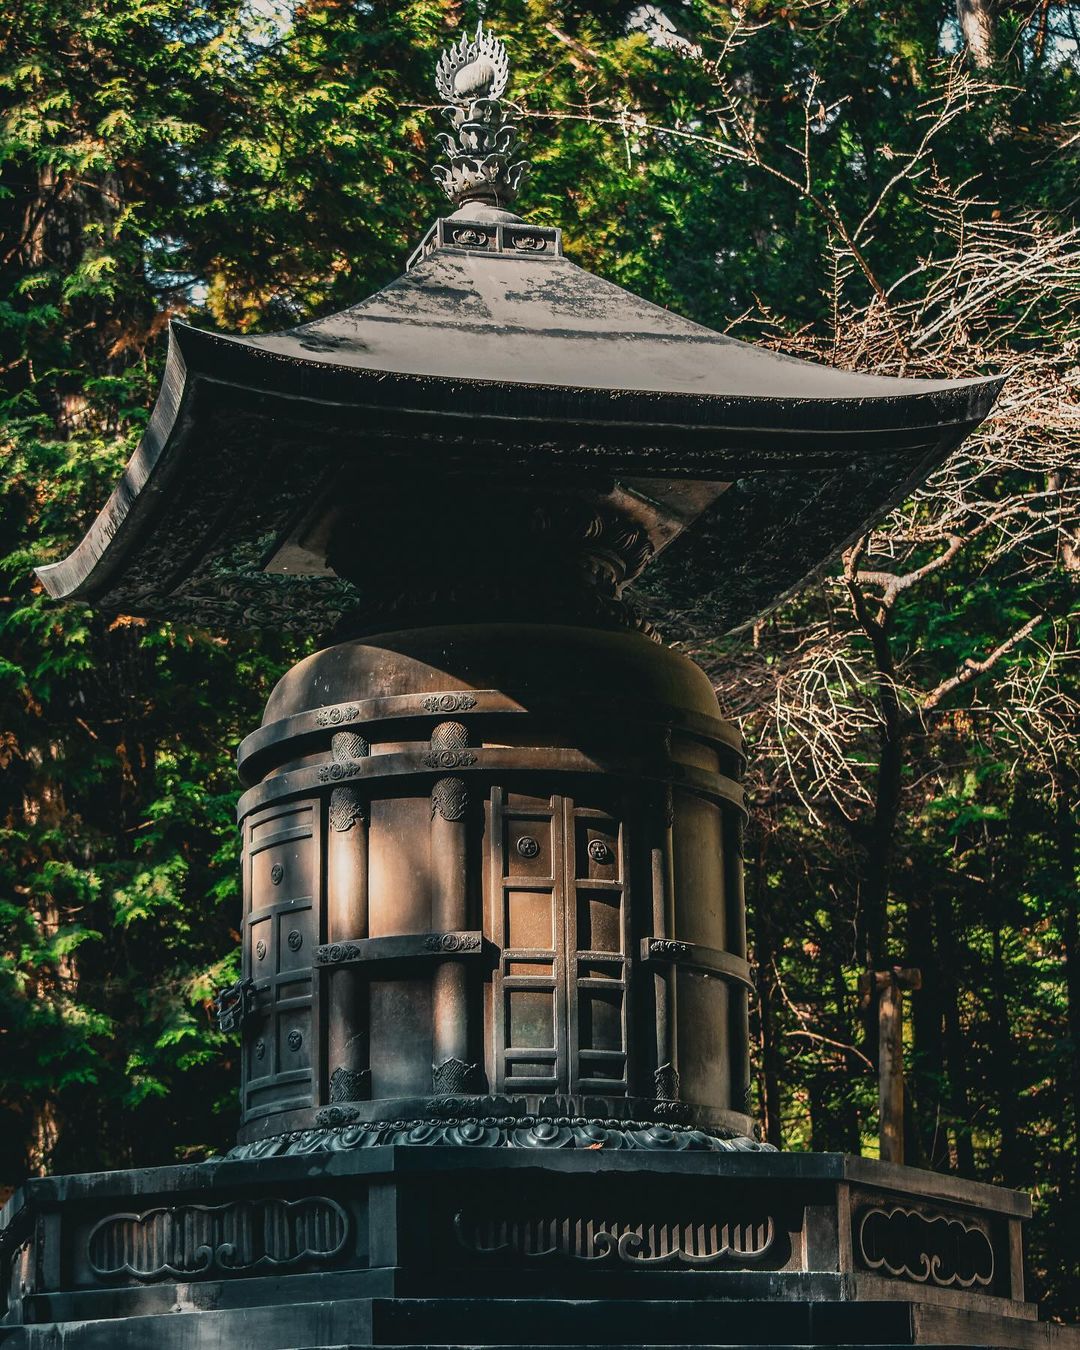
[2,1148,1076,1349]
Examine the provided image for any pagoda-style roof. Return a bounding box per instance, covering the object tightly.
[35,215,1002,639]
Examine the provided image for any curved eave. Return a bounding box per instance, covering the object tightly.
[37,324,196,604]
[177,321,1000,439]
[34,317,1004,630]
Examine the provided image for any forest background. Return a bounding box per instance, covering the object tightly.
[2,0,1079,1318]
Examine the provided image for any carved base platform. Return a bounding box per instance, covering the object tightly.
[1,1150,1076,1349]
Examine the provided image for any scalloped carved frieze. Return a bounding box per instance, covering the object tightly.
[454,1209,775,1267]
[87,1197,349,1281]
[854,1203,995,1290]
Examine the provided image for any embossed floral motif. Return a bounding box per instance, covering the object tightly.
[424,932,482,953]
[315,705,360,727]
[287,929,303,952]
[318,760,362,783]
[649,938,690,958]
[516,835,540,859]
[287,1029,303,1052]
[315,941,364,965]
[421,692,478,713]
[587,839,612,864]
[422,749,478,769]
[270,864,284,885]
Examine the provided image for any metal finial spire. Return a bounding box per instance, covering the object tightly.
[432,22,528,213]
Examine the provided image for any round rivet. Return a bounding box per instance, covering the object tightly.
[255,1040,266,1060]
[516,835,540,859]
[255,939,267,961]
[588,839,612,864]
[288,1030,303,1051]
[270,864,284,885]
[287,929,303,951]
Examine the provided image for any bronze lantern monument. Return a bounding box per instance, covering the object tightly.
[2,24,1074,1350]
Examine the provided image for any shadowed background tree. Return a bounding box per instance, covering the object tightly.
[1,0,1077,1318]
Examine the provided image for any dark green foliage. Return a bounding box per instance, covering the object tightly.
[1,0,1077,1319]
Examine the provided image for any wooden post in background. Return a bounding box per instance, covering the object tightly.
[860,966,922,1165]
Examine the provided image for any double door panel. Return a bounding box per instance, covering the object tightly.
[491,789,630,1095]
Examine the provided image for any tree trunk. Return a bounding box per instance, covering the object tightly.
[1056,783,1080,1195]
[934,888,977,1175]
[956,0,996,67]
[833,955,863,1153]
[989,922,1019,1178]
[844,580,903,973]
[751,821,784,1148]
[907,885,943,1167]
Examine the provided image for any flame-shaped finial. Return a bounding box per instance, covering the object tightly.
[435,21,509,102]
[431,22,528,213]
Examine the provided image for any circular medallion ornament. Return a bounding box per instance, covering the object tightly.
[588,839,612,864]
[270,864,284,885]
[255,940,267,961]
[516,835,540,859]
[288,1030,303,1052]
[255,1040,266,1060]
[287,929,303,952]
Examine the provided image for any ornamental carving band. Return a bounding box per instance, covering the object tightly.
[855,1204,994,1290]
[650,939,690,958]
[454,1211,775,1267]
[87,1198,348,1281]
[315,705,360,726]
[423,749,477,769]
[421,692,478,713]
[316,942,364,965]
[318,760,362,783]
[424,932,482,953]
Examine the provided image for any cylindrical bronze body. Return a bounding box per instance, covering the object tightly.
[233,623,754,1147]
